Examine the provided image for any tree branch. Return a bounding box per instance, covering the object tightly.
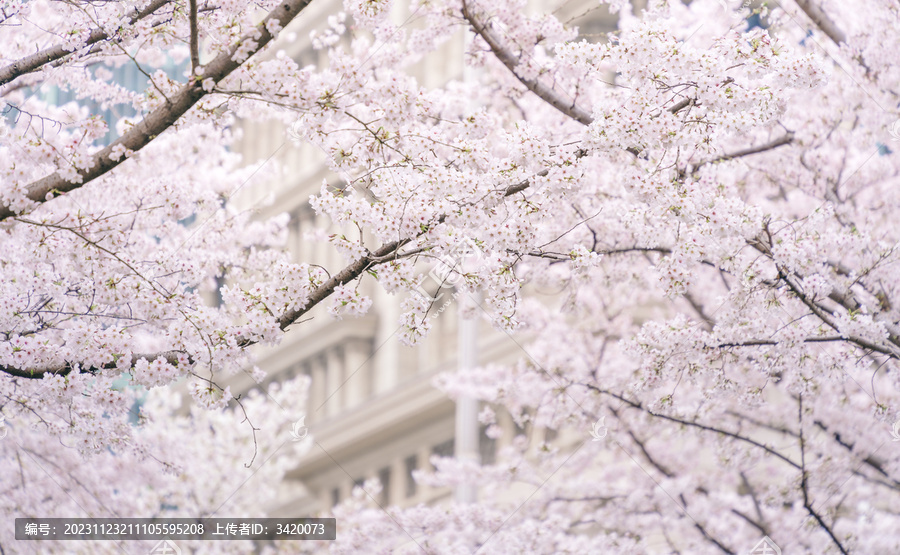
[692,133,794,172]
[799,395,849,554]
[525,246,673,261]
[189,0,200,75]
[0,0,313,221]
[793,0,847,45]
[2,171,546,379]
[687,507,734,554]
[777,268,900,359]
[276,239,410,331]
[716,336,850,348]
[0,350,186,380]
[746,236,900,359]
[739,471,769,535]
[0,0,172,88]
[588,386,802,470]
[0,233,403,379]
[462,1,699,162]
[813,420,900,490]
[461,0,593,126]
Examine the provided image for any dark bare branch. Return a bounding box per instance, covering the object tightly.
[189,0,200,75]
[589,386,802,470]
[799,396,849,554]
[0,350,185,380]
[693,133,794,171]
[461,0,593,126]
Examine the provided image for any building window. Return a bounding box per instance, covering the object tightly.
[331,486,340,507]
[431,439,455,464]
[378,466,391,506]
[513,417,530,440]
[404,455,418,498]
[213,274,225,307]
[353,477,365,493]
[544,427,558,444]
[283,362,299,380]
[289,209,303,259]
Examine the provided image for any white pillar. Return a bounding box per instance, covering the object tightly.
[454,24,482,505]
[373,285,398,393]
[454,291,479,504]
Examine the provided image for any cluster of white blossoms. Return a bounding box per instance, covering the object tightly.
[132,357,181,389]
[328,284,373,320]
[1,0,900,552]
[188,379,233,411]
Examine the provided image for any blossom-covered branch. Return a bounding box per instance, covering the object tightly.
[0,0,172,88]
[0,0,313,221]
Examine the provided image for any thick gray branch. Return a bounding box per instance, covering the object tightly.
[189,0,200,74]
[461,1,594,126]
[0,351,184,380]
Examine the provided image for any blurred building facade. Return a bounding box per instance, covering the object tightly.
[230,0,626,517]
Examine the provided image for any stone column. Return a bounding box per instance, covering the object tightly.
[373,286,398,394]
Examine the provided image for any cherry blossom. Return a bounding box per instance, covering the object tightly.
[1,0,900,553]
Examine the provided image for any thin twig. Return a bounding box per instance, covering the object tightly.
[189,0,200,75]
